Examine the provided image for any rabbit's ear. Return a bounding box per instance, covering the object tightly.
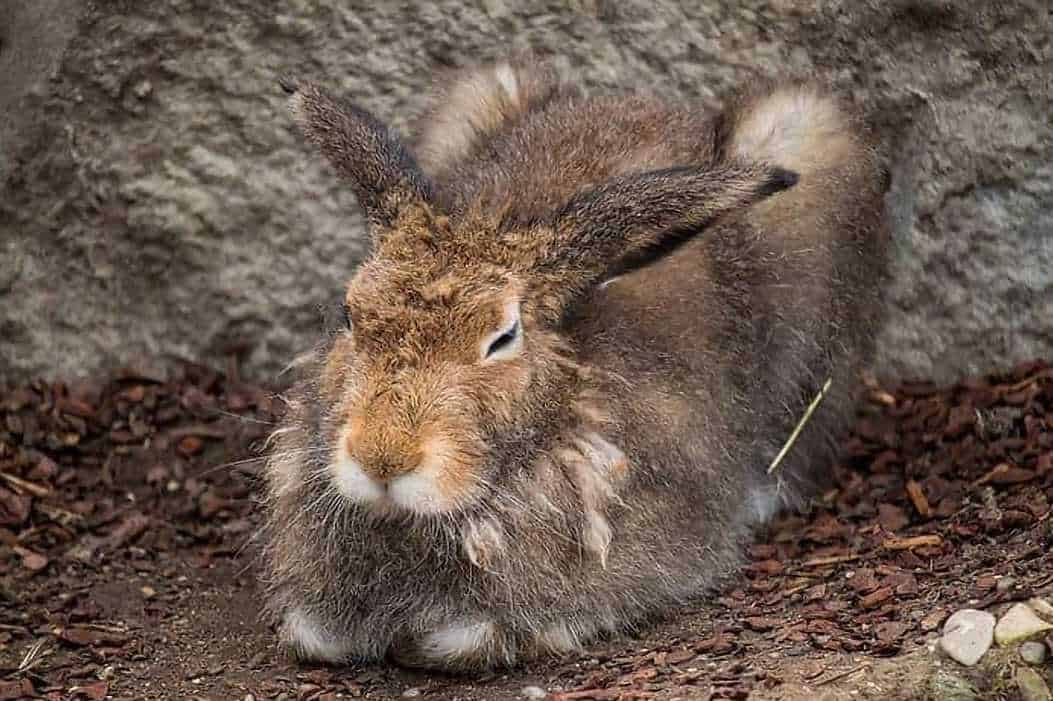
[281,77,434,228]
[530,161,797,317]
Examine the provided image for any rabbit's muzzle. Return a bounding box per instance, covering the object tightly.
[330,406,485,517]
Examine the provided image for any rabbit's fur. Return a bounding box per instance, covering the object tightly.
[263,56,890,670]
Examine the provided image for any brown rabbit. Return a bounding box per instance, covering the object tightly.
[262,55,890,671]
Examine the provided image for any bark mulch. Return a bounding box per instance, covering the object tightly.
[0,359,1051,700]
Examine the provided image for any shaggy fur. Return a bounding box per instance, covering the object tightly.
[262,55,891,671]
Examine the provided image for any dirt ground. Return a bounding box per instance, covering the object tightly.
[1,359,1051,700]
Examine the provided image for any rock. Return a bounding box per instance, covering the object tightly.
[1016,667,1053,701]
[521,686,548,700]
[1030,598,1053,623]
[926,670,980,701]
[1,2,1051,383]
[1020,641,1048,665]
[401,689,422,699]
[939,609,996,666]
[995,603,1053,646]
[995,576,1017,593]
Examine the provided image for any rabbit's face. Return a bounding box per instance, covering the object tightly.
[320,246,543,517]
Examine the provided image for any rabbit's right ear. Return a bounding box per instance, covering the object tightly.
[523,161,797,322]
[280,77,434,229]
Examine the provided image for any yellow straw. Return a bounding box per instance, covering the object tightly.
[767,376,833,475]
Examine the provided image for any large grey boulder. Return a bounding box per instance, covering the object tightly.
[2,1,1050,384]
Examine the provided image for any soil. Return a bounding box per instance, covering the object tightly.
[1,359,1051,700]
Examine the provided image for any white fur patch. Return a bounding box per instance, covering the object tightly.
[748,484,783,524]
[536,621,582,654]
[419,620,496,662]
[329,434,387,506]
[731,87,850,173]
[463,517,507,569]
[282,608,350,663]
[494,63,520,103]
[583,511,613,569]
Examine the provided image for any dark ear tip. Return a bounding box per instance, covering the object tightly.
[278,74,299,95]
[759,167,799,196]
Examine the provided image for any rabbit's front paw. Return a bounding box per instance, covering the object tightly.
[280,608,358,664]
[393,619,507,670]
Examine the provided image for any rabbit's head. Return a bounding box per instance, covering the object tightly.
[282,79,798,518]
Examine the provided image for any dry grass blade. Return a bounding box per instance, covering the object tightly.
[19,638,50,673]
[768,377,833,475]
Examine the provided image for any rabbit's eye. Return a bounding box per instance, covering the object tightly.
[484,319,520,360]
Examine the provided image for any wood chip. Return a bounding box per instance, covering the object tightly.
[905,479,932,518]
[882,535,942,550]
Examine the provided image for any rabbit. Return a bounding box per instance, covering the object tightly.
[261,54,890,671]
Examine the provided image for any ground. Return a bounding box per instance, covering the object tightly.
[1,360,1051,700]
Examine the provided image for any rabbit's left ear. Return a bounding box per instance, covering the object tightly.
[281,77,434,229]
[526,161,797,320]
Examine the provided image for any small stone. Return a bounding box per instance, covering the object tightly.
[927,670,980,701]
[402,689,422,698]
[1020,641,1048,665]
[995,603,1053,645]
[940,609,996,666]
[1016,666,1052,701]
[995,576,1016,592]
[521,686,548,700]
[1029,598,1053,622]
[140,585,156,598]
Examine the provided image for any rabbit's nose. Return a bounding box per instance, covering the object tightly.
[361,453,416,484]
[344,422,419,484]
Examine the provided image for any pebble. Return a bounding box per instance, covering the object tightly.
[1030,598,1053,622]
[1016,666,1053,701]
[402,689,422,699]
[521,686,548,699]
[995,602,1053,646]
[939,609,996,666]
[1020,641,1049,665]
[995,575,1016,592]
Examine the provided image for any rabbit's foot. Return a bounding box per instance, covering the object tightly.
[281,607,357,663]
[393,619,506,670]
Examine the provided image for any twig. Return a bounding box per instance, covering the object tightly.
[801,554,859,568]
[0,472,51,498]
[882,534,942,550]
[768,377,833,474]
[815,664,868,687]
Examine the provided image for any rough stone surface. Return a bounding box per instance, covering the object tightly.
[1019,641,1049,666]
[1016,667,1053,701]
[995,603,1053,646]
[940,609,996,667]
[2,1,1051,382]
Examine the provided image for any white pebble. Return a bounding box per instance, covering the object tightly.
[940,609,996,666]
[521,686,548,700]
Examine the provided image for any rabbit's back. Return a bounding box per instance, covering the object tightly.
[575,81,889,516]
